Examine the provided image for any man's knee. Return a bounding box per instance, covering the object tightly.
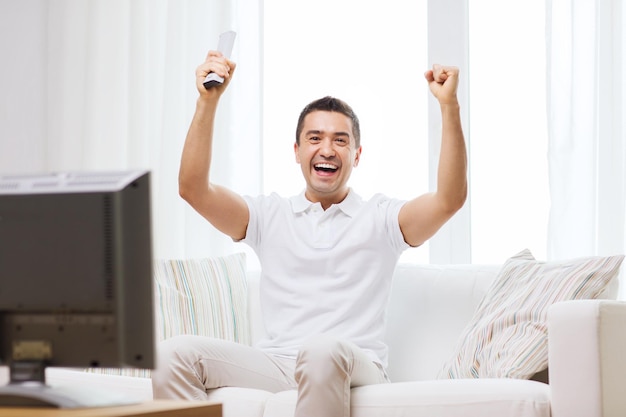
[156,335,196,363]
[152,335,198,381]
[295,336,352,382]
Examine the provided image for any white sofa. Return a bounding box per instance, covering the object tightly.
[2,262,625,417]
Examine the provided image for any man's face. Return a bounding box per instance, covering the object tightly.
[294,110,361,206]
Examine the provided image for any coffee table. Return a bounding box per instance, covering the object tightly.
[0,400,221,417]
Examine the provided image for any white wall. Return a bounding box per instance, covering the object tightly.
[0,0,47,173]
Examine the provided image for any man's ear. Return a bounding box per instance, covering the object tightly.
[294,142,301,164]
[353,146,362,167]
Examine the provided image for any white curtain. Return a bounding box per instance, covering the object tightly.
[1,0,262,260]
[546,0,626,293]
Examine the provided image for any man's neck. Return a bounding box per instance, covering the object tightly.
[305,188,350,211]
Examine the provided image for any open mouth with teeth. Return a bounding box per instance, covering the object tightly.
[314,163,339,174]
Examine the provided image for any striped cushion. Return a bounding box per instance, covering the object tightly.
[153,253,250,344]
[87,252,250,377]
[438,249,624,380]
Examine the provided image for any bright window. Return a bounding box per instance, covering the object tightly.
[263,1,550,265]
[263,0,429,263]
[468,0,549,263]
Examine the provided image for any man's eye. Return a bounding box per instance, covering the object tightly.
[309,137,321,142]
[335,138,347,144]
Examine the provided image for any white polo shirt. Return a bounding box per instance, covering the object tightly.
[242,189,410,367]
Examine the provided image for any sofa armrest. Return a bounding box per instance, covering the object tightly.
[548,300,626,417]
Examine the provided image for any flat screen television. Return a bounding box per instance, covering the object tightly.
[0,170,155,408]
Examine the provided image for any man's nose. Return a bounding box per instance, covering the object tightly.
[319,138,335,156]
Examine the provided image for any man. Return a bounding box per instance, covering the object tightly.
[152,49,467,417]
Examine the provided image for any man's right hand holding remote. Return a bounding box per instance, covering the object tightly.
[196,50,236,98]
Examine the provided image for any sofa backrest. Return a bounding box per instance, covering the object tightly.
[384,263,499,381]
[245,262,622,383]
[246,264,500,382]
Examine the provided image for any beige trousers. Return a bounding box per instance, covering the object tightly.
[151,335,389,417]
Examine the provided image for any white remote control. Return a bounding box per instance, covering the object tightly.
[203,30,237,89]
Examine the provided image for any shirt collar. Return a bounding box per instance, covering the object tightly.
[289,189,361,217]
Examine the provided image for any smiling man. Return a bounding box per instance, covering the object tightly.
[152,49,467,417]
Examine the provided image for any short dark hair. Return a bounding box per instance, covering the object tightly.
[295,96,361,148]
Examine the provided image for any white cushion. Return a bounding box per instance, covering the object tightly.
[46,368,153,402]
[261,379,550,417]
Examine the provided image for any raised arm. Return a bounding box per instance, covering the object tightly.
[398,65,468,247]
[178,51,249,241]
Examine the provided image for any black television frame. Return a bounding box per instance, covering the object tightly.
[0,170,155,408]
